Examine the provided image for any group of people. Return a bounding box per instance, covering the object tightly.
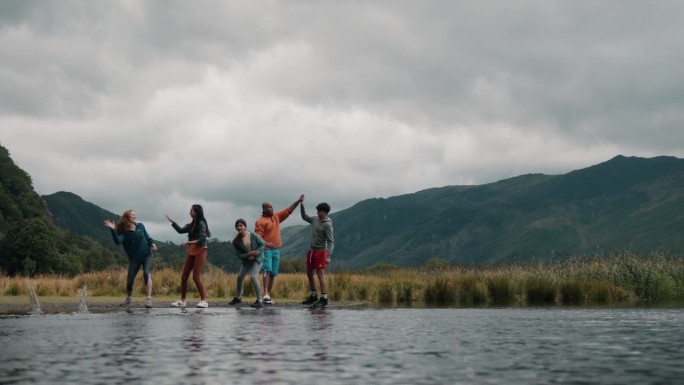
[103,194,334,309]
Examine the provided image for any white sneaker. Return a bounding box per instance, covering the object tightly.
[196,300,209,308]
[123,296,132,306]
[263,296,274,305]
[145,297,153,308]
[170,299,186,307]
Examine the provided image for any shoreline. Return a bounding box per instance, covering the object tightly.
[0,295,368,314]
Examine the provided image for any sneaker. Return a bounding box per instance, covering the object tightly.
[228,297,242,305]
[302,294,318,305]
[263,296,274,305]
[145,297,153,308]
[170,299,186,307]
[196,300,209,308]
[250,300,263,309]
[122,296,132,306]
[312,297,328,309]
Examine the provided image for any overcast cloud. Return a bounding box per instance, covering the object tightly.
[2,1,683,242]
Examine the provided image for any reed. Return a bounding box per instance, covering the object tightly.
[424,274,457,305]
[2,252,682,306]
[457,271,488,306]
[525,275,557,305]
[484,272,516,305]
[559,279,585,304]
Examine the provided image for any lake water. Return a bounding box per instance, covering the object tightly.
[1,306,683,384]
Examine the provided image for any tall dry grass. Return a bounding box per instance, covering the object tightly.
[2,251,682,306]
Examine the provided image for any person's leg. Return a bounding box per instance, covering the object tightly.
[313,269,329,308]
[142,254,153,298]
[262,249,273,299]
[306,269,316,293]
[310,250,329,307]
[250,262,263,300]
[263,274,271,298]
[269,248,281,295]
[236,265,248,298]
[316,269,328,295]
[302,249,318,304]
[179,255,195,300]
[126,259,141,298]
[306,249,317,293]
[192,249,208,300]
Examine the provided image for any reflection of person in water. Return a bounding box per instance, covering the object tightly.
[182,315,205,378]
[308,311,332,362]
[183,320,204,353]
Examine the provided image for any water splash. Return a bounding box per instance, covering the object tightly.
[77,285,89,314]
[27,285,43,315]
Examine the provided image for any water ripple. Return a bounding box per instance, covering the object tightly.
[1,307,683,384]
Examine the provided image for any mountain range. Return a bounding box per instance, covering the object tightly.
[33,154,684,270]
[278,155,684,268]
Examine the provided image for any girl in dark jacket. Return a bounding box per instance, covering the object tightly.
[165,204,211,308]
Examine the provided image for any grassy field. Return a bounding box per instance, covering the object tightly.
[2,252,683,306]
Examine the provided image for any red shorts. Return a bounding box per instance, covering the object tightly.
[306,249,328,270]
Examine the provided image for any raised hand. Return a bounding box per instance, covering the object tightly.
[103,219,115,229]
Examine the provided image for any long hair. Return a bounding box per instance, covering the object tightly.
[231,218,247,252]
[116,210,135,233]
[190,204,211,239]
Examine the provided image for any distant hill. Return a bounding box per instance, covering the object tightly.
[0,144,125,276]
[43,191,122,249]
[280,155,684,268]
[42,192,243,272]
[34,153,684,271]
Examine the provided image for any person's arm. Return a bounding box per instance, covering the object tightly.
[110,228,124,245]
[276,195,305,222]
[165,214,189,234]
[254,232,265,254]
[104,220,124,245]
[325,223,335,257]
[171,222,189,234]
[300,204,313,223]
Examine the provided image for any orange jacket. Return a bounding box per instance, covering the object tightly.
[254,207,294,249]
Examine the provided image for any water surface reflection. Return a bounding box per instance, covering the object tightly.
[1,307,682,384]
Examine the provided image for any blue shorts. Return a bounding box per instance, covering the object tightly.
[262,248,281,276]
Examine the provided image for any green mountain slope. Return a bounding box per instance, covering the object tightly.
[0,144,125,276]
[30,151,684,272]
[43,191,122,249]
[42,192,243,272]
[280,155,684,268]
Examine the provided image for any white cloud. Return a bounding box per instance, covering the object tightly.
[2,1,683,242]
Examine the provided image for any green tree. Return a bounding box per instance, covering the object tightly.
[1,218,60,276]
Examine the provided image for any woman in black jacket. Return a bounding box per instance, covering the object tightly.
[165,204,211,308]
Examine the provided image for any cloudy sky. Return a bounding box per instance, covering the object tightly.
[2,1,683,242]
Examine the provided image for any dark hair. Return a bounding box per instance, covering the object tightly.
[231,218,248,252]
[190,204,211,239]
[315,202,331,214]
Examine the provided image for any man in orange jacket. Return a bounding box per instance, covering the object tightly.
[254,194,304,304]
